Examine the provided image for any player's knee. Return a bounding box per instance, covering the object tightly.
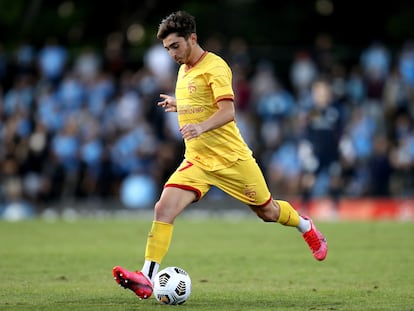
[154,200,179,223]
[154,200,167,219]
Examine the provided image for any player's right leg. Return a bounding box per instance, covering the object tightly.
[113,172,203,299]
[112,220,175,299]
[113,266,153,299]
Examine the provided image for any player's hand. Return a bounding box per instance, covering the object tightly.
[158,94,177,112]
[180,123,203,140]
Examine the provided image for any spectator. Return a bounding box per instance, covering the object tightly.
[368,134,393,196]
[73,47,102,83]
[341,106,378,196]
[397,40,414,104]
[299,76,343,210]
[360,41,391,100]
[3,74,34,116]
[389,108,414,195]
[37,37,69,87]
[49,116,81,199]
[289,50,318,98]
[143,42,177,90]
[267,140,302,196]
[14,41,36,76]
[0,43,9,89]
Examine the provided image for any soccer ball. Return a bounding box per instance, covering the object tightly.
[153,266,192,305]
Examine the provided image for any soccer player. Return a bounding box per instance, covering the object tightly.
[113,10,328,300]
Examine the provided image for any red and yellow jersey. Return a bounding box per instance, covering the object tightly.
[175,51,252,171]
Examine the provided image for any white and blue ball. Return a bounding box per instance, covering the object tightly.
[153,266,192,305]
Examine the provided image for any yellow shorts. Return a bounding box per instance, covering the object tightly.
[165,157,272,206]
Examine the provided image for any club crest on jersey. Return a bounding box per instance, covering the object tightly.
[188,82,196,94]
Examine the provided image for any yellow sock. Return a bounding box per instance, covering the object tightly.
[144,221,174,263]
[275,200,300,227]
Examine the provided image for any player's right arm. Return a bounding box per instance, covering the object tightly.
[180,99,235,140]
[158,94,177,112]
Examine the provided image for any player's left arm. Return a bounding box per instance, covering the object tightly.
[180,99,235,140]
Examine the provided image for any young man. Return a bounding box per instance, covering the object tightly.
[113,10,328,300]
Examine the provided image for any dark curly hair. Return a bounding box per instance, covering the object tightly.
[157,11,196,40]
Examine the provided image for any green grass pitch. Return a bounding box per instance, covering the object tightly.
[1,213,413,310]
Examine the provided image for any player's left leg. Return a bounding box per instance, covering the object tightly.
[252,199,328,261]
[213,158,327,261]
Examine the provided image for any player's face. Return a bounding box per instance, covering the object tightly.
[163,33,193,65]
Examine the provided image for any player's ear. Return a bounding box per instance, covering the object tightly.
[190,33,197,44]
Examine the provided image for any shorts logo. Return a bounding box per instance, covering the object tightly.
[244,186,256,200]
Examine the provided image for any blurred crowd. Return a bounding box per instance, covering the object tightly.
[1,34,414,213]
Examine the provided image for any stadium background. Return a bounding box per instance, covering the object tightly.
[1,0,414,220]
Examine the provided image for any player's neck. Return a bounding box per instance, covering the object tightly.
[186,46,206,69]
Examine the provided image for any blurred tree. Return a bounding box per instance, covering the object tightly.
[0,0,413,72]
